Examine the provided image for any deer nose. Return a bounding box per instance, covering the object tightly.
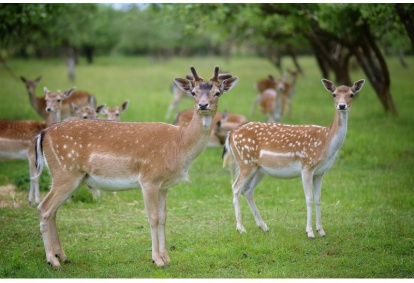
[46,107,52,112]
[338,104,347,110]
[198,103,209,110]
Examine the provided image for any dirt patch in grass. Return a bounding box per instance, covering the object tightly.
[0,185,22,208]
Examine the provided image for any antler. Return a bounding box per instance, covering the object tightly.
[190,66,203,82]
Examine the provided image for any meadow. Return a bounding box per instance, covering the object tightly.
[0,55,413,278]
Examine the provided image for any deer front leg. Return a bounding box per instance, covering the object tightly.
[28,149,40,205]
[301,170,315,239]
[142,185,165,267]
[157,188,170,264]
[232,173,248,233]
[313,174,326,237]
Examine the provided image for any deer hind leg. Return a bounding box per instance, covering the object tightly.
[301,170,315,239]
[38,172,84,269]
[232,167,257,233]
[313,174,326,237]
[142,184,166,267]
[244,170,268,231]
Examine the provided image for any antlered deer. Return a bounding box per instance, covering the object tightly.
[20,76,96,119]
[34,66,238,268]
[0,87,76,204]
[223,79,365,238]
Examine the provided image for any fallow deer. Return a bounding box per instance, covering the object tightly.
[33,66,238,268]
[223,79,365,238]
[69,103,106,120]
[251,75,285,117]
[20,76,97,119]
[259,88,283,123]
[0,87,76,204]
[99,100,129,121]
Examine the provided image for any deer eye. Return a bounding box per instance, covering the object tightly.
[57,99,61,102]
[332,94,336,98]
[350,93,355,98]
[215,91,221,97]
[191,92,196,96]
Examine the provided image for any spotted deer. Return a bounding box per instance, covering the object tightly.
[33,66,238,269]
[20,76,97,119]
[251,75,285,117]
[99,100,129,121]
[0,87,75,204]
[223,79,365,238]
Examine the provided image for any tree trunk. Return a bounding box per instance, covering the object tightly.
[395,3,414,51]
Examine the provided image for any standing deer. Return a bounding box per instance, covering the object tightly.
[99,100,129,121]
[33,66,238,268]
[223,79,365,238]
[259,88,283,123]
[0,87,75,204]
[20,76,97,119]
[251,75,285,117]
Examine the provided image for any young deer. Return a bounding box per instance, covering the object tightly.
[69,103,106,120]
[259,88,283,123]
[20,76,97,119]
[0,87,75,204]
[223,79,365,238]
[33,66,238,269]
[251,75,285,117]
[99,100,129,121]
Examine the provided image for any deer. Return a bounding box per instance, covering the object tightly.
[174,109,247,148]
[165,82,191,120]
[20,76,97,119]
[69,103,106,120]
[33,66,238,269]
[259,88,283,123]
[99,100,129,121]
[251,75,285,117]
[222,78,365,239]
[0,86,76,205]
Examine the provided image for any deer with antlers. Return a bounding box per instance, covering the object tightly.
[33,66,238,268]
[0,87,76,205]
[20,76,96,119]
[223,79,365,238]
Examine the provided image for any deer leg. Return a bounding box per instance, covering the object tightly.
[244,170,268,231]
[157,188,170,264]
[313,174,325,237]
[301,170,315,239]
[27,149,40,205]
[142,185,164,267]
[38,173,83,268]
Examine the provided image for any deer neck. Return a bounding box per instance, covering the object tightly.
[46,111,61,126]
[326,109,348,157]
[181,108,215,158]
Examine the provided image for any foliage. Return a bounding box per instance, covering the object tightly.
[0,55,413,278]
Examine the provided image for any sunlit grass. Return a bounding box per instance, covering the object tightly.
[0,55,413,278]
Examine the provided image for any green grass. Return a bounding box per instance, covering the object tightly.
[0,55,413,278]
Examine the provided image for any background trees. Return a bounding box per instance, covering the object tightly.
[1,3,412,115]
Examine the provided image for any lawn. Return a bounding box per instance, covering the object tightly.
[0,55,413,278]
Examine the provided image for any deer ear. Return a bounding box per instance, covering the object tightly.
[321,79,336,93]
[64,87,76,98]
[71,102,79,111]
[96,104,106,114]
[220,77,239,93]
[121,100,129,111]
[43,86,50,95]
[352,79,365,94]
[174,78,194,94]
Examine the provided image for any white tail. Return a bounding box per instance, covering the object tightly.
[224,78,365,238]
[34,66,238,269]
[21,76,97,119]
[0,86,75,205]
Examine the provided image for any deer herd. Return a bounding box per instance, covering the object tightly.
[1,65,365,269]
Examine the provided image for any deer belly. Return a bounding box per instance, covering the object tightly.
[84,174,141,191]
[260,161,302,179]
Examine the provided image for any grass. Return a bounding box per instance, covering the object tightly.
[0,55,413,278]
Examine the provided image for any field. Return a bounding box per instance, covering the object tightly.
[0,55,413,278]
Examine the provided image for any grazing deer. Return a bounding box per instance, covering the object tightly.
[174,109,247,148]
[33,66,238,268]
[20,76,97,119]
[251,75,285,117]
[99,100,129,121]
[223,79,365,238]
[0,87,76,205]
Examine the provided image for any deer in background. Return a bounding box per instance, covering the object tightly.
[259,88,283,123]
[223,79,365,238]
[20,76,97,119]
[99,100,129,121]
[174,109,247,148]
[251,75,285,118]
[33,66,238,268]
[0,87,76,205]
[69,103,106,120]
